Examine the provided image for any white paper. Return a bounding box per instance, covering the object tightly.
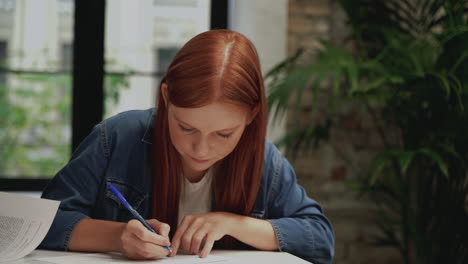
[0,192,59,263]
[36,252,229,264]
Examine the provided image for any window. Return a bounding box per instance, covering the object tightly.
[0,0,15,12]
[104,0,211,118]
[0,41,6,85]
[61,43,73,71]
[0,0,227,191]
[156,47,179,72]
[0,0,74,188]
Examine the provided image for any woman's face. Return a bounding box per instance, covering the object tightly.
[167,101,250,182]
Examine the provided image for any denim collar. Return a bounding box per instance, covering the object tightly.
[141,108,156,145]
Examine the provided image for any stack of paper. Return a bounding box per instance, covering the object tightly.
[0,192,59,263]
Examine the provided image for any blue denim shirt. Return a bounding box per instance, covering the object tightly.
[39,109,334,264]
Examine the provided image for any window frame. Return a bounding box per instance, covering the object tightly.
[0,0,228,191]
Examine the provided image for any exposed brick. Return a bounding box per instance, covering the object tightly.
[288,0,298,14]
[303,0,330,16]
[341,112,363,131]
[289,16,316,35]
[286,0,402,262]
[287,35,300,56]
[332,220,360,243]
[299,36,327,50]
[304,7,330,17]
[333,242,348,260]
[368,131,385,148]
[330,164,347,181]
[347,245,402,264]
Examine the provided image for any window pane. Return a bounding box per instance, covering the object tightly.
[0,0,73,178]
[104,0,210,118]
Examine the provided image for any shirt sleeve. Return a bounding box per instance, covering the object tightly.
[265,144,335,264]
[39,123,109,250]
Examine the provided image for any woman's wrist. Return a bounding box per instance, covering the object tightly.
[226,213,247,238]
[113,221,126,253]
[226,214,278,251]
[69,219,127,253]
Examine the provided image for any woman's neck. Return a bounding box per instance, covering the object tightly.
[183,168,207,183]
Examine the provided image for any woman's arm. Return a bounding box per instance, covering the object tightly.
[263,143,335,264]
[229,215,278,251]
[170,143,334,263]
[69,219,124,252]
[69,218,171,259]
[39,124,108,250]
[169,212,278,258]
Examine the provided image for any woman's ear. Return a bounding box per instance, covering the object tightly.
[161,82,168,105]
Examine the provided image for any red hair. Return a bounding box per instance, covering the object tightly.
[152,30,267,247]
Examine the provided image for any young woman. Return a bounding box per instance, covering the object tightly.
[39,30,334,264]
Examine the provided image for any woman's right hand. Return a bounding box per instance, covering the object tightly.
[118,219,172,260]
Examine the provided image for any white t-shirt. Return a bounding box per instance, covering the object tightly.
[177,168,213,225]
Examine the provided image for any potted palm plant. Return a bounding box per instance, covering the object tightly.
[267,1,468,263]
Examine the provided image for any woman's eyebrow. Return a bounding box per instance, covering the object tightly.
[174,115,194,128]
[174,115,240,132]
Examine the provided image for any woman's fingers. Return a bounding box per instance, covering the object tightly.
[120,219,171,260]
[170,215,199,256]
[147,219,171,238]
[190,229,207,254]
[169,221,186,257]
[127,220,171,246]
[170,213,231,258]
[180,216,207,253]
[124,233,169,259]
[199,235,215,258]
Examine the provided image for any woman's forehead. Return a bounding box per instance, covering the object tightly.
[169,102,248,131]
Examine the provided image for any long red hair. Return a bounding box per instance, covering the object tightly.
[152,30,267,247]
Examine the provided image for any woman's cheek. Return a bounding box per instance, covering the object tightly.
[219,134,243,157]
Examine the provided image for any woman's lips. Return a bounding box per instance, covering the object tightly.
[190,156,209,163]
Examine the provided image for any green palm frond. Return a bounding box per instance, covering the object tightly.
[266,1,468,263]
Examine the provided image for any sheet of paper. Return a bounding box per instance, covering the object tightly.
[36,252,229,264]
[0,192,59,263]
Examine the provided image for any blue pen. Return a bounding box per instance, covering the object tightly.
[107,183,172,252]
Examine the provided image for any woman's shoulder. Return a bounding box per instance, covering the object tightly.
[262,141,298,187]
[264,141,283,165]
[103,108,154,131]
[100,108,155,143]
[262,141,284,180]
[105,108,154,126]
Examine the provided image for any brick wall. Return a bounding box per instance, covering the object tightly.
[286,1,402,263]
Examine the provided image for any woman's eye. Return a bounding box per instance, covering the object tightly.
[217,133,232,139]
[179,124,194,132]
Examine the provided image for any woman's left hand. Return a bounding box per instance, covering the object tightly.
[169,212,239,258]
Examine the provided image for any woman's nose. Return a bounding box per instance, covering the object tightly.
[192,137,210,157]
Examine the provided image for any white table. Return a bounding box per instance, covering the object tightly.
[3,249,311,264]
